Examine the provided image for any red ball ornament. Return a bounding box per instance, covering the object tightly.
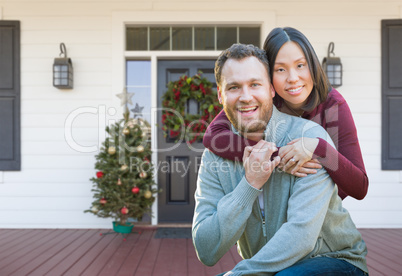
[100,198,107,205]
[121,207,129,215]
[132,187,140,194]
[96,171,104,178]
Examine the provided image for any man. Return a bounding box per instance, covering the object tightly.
[192,44,368,275]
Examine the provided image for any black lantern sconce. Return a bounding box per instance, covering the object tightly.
[53,43,73,89]
[322,42,342,88]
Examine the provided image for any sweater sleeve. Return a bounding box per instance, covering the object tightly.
[203,109,258,161]
[228,164,336,275]
[192,150,261,266]
[312,101,368,200]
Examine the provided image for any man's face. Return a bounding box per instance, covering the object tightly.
[218,56,275,138]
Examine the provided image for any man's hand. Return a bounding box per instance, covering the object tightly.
[243,140,281,190]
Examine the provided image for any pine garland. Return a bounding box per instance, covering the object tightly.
[161,72,222,144]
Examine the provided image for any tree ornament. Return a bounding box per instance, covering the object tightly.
[132,187,140,194]
[121,207,129,215]
[100,198,107,205]
[123,128,130,135]
[131,103,145,118]
[108,146,116,155]
[144,190,152,199]
[120,164,128,171]
[91,206,98,213]
[137,145,144,152]
[117,178,122,185]
[127,120,135,129]
[116,88,134,106]
[139,171,147,179]
[96,171,104,178]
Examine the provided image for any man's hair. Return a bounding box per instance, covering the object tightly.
[215,43,270,87]
[263,27,331,111]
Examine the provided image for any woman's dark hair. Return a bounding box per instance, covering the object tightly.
[263,27,331,111]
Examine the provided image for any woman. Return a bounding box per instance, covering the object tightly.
[203,27,368,200]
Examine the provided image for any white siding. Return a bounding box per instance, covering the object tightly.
[0,0,401,228]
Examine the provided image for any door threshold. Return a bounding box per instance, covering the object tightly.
[157,223,192,228]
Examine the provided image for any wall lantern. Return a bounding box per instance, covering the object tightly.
[322,42,342,88]
[53,43,73,89]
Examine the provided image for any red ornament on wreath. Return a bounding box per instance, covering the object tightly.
[96,171,104,178]
[100,198,107,205]
[132,187,140,194]
[161,72,221,144]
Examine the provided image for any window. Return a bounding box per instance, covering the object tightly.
[126,60,152,140]
[126,25,260,51]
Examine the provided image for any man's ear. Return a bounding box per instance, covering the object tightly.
[217,86,223,104]
[270,85,275,98]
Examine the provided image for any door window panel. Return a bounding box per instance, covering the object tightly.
[126,60,152,125]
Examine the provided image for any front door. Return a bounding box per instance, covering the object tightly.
[157,60,216,223]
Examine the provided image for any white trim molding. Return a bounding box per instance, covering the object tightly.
[112,11,276,225]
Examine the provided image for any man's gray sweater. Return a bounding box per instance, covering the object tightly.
[192,107,368,275]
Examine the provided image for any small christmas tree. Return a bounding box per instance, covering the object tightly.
[85,107,158,227]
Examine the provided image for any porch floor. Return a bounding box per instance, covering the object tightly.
[0,228,400,276]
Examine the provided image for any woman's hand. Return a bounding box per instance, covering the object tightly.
[278,137,321,176]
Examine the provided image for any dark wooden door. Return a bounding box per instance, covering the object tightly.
[381,19,402,169]
[157,60,216,223]
[0,21,20,170]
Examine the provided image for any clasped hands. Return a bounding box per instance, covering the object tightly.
[243,138,322,190]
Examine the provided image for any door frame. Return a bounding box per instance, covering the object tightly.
[112,11,276,225]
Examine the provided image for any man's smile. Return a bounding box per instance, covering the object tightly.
[237,105,258,115]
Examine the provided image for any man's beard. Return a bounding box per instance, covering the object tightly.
[223,104,272,134]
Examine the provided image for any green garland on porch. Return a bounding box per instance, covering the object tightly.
[161,72,222,144]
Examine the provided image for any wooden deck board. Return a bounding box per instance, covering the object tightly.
[98,232,142,276]
[62,230,118,276]
[9,229,86,276]
[29,229,95,276]
[116,229,153,275]
[0,228,400,276]
[0,229,64,273]
[134,230,162,275]
[44,229,103,276]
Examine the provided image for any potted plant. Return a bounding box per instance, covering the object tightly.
[85,109,158,233]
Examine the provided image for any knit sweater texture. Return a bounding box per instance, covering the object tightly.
[193,107,368,275]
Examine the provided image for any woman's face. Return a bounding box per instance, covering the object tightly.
[272,41,314,110]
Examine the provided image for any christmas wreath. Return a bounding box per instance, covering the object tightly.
[161,72,222,144]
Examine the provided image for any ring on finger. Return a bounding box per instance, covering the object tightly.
[290,158,296,162]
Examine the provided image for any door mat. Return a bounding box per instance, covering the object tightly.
[154,227,192,239]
